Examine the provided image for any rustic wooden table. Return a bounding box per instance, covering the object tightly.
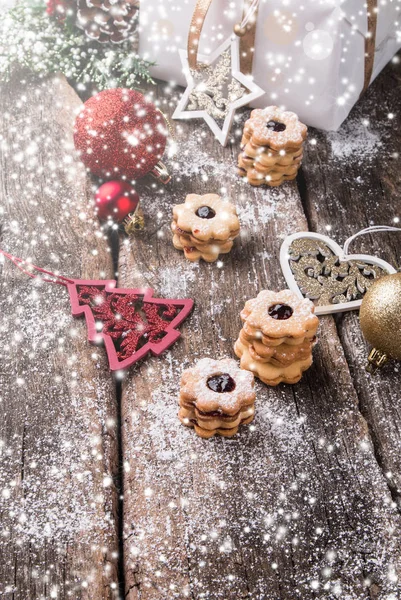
[0,55,400,600]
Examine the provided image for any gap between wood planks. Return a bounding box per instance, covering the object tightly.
[296,166,401,512]
[105,229,127,598]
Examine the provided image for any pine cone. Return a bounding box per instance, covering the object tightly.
[76,0,139,44]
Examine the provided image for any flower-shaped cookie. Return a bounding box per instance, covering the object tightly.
[173,234,233,263]
[179,358,255,416]
[237,343,313,386]
[237,331,315,367]
[172,194,240,242]
[242,106,307,151]
[240,290,319,342]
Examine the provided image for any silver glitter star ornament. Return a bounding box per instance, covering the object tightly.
[173,36,265,146]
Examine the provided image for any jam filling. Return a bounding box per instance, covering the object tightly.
[266,120,286,132]
[207,373,236,393]
[197,409,228,417]
[268,303,293,320]
[196,206,216,219]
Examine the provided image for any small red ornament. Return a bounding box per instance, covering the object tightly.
[95,181,139,223]
[0,251,194,371]
[46,0,67,19]
[73,88,170,182]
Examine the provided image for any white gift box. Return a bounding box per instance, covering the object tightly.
[139,0,401,131]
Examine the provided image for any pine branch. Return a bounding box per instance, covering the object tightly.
[0,0,155,90]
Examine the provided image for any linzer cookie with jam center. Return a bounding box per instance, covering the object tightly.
[178,358,256,438]
[237,330,314,367]
[171,193,240,262]
[240,290,318,346]
[238,106,307,187]
[236,344,314,386]
[234,290,318,385]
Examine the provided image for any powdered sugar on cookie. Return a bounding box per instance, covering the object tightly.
[240,290,318,340]
[180,358,255,415]
[243,107,307,150]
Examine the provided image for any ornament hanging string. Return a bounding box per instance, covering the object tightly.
[0,249,74,287]
[158,109,176,142]
[238,0,260,30]
[342,225,401,258]
[187,0,260,75]
[158,108,178,159]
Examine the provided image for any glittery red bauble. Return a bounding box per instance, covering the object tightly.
[74,89,167,180]
[95,181,139,223]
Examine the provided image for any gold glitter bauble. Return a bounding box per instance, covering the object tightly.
[359,273,401,362]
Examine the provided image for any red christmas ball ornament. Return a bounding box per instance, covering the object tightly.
[74,89,170,182]
[95,181,139,223]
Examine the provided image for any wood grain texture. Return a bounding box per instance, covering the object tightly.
[301,55,401,500]
[0,75,119,599]
[118,91,401,599]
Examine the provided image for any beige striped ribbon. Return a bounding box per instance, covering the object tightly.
[187,0,258,74]
[361,0,378,97]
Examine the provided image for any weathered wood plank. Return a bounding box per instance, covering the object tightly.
[119,90,401,599]
[0,75,119,599]
[301,54,401,500]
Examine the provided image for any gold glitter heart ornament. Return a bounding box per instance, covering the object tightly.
[280,232,396,315]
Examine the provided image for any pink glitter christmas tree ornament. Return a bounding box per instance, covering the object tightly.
[0,250,193,371]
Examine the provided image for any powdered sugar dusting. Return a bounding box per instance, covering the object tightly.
[237,200,276,226]
[158,264,198,297]
[0,278,118,595]
[327,119,382,161]
[171,137,238,180]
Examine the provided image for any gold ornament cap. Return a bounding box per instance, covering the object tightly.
[233,23,247,36]
[123,205,145,235]
[359,272,401,370]
[151,161,171,185]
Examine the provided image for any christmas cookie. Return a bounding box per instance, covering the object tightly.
[240,290,318,345]
[239,326,314,348]
[238,106,307,187]
[237,330,315,367]
[171,194,240,263]
[235,342,313,386]
[178,358,255,438]
[172,233,234,263]
[234,289,318,386]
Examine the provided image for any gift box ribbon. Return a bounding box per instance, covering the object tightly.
[188,0,378,98]
[187,0,258,75]
[362,0,378,96]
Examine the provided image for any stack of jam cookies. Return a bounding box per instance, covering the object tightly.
[234,290,318,385]
[172,193,240,262]
[238,106,307,187]
[178,358,256,438]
